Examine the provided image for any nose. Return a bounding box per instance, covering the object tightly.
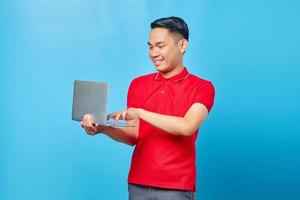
[149,47,158,58]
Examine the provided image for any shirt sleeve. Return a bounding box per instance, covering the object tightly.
[193,81,215,112]
[127,79,138,108]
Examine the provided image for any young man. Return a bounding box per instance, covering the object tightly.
[81,16,215,200]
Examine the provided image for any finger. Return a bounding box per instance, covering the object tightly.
[82,115,86,127]
[115,111,124,122]
[89,115,95,126]
[84,114,94,127]
[83,114,89,127]
[86,114,92,126]
[85,114,91,126]
[114,113,119,121]
[122,110,127,120]
[108,110,124,120]
[83,127,90,134]
[107,112,117,120]
[89,126,98,135]
[86,126,95,134]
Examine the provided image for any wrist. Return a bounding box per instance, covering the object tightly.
[96,125,110,134]
[136,108,143,118]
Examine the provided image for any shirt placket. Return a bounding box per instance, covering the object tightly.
[160,80,167,95]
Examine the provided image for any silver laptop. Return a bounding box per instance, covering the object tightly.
[72,80,136,127]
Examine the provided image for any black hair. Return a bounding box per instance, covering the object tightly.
[150,16,189,41]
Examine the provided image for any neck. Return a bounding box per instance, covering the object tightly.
[160,65,185,79]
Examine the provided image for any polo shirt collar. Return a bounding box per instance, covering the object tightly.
[154,67,190,82]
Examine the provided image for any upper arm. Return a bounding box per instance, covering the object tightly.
[193,82,215,113]
[127,79,138,108]
[183,81,215,135]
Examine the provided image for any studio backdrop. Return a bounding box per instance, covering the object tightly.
[1,0,299,200]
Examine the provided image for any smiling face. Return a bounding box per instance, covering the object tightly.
[148,27,188,77]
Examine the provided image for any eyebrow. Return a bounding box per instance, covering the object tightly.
[147,41,166,46]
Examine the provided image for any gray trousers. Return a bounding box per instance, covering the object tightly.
[128,184,196,200]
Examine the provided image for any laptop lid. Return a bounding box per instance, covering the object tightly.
[72,80,108,125]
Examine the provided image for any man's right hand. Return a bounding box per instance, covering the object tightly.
[80,113,138,146]
[81,114,105,136]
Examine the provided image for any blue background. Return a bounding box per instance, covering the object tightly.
[1,0,299,199]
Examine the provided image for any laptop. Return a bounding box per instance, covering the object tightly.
[72,80,136,127]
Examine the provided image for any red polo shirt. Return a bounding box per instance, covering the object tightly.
[127,68,215,191]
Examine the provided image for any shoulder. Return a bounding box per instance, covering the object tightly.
[189,74,214,89]
[130,72,156,85]
[133,72,156,82]
[188,74,215,112]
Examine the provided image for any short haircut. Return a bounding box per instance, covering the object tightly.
[150,16,189,41]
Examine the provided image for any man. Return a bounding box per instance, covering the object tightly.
[81,16,215,200]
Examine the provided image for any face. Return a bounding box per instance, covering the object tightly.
[148,28,187,74]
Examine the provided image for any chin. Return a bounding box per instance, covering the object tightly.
[154,65,167,72]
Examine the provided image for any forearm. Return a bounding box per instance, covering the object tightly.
[101,126,138,146]
[136,104,207,136]
[137,109,190,136]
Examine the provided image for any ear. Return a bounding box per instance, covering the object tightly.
[179,39,188,53]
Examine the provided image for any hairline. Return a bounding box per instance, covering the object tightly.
[151,27,186,45]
